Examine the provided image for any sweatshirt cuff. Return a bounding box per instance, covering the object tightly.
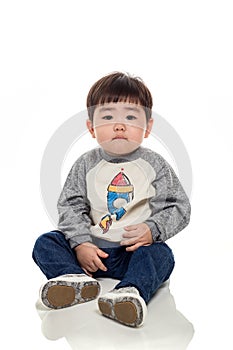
[68,234,93,249]
[144,220,162,242]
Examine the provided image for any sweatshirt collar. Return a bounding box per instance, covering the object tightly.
[99,147,142,163]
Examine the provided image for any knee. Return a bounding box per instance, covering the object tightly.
[156,243,175,265]
[32,231,64,259]
[32,232,50,259]
[137,243,175,264]
[33,231,53,248]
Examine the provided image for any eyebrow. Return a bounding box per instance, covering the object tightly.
[98,106,141,113]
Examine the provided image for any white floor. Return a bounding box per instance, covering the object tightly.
[8,230,230,350]
[30,235,232,350]
[35,279,194,350]
[10,228,231,350]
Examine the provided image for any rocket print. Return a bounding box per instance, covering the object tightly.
[99,168,134,233]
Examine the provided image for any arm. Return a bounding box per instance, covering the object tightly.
[57,156,93,248]
[144,155,191,242]
[121,153,191,250]
[57,156,109,272]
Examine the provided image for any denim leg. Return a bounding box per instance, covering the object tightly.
[115,243,175,303]
[94,246,132,280]
[32,231,83,279]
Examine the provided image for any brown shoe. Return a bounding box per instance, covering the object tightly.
[98,287,147,327]
[39,274,100,309]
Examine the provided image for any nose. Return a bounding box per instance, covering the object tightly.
[114,123,126,131]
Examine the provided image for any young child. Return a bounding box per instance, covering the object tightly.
[33,72,191,327]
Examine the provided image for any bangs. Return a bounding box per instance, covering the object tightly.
[97,93,142,106]
[87,72,153,121]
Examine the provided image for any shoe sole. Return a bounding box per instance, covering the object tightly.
[98,298,142,327]
[42,281,100,309]
[47,285,75,308]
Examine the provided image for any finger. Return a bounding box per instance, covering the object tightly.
[97,261,108,272]
[122,231,138,238]
[94,256,108,272]
[121,237,132,245]
[124,225,138,231]
[120,237,138,246]
[82,267,93,277]
[126,242,152,252]
[86,263,98,273]
[92,261,101,270]
[97,249,109,258]
[121,239,138,247]
[125,243,142,252]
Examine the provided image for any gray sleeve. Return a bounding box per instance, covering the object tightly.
[57,156,93,248]
[144,154,191,242]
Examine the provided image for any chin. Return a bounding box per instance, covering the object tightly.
[103,144,140,156]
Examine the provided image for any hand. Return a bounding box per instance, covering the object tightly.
[74,242,109,277]
[120,223,153,252]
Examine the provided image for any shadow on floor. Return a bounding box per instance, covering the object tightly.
[36,278,194,350]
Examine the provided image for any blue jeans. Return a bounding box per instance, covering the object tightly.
[32,231,175,304]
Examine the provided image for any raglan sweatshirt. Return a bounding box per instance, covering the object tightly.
[57,146,191,249]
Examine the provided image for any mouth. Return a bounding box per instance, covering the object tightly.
[112,136,127,140]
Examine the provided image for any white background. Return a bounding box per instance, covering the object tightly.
[1,0,232,349]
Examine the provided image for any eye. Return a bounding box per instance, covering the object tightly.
[102,115,113,120]
[126,115,137,121]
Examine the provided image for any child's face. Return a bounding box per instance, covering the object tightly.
[87,101,153,156]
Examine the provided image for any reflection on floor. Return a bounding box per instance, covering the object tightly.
[36,278,194,350]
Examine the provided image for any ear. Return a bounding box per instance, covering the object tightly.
[144,118,153,138]
[86,119,96,138]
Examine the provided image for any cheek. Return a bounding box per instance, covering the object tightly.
[128,127,145,141]
[94,126,112,142]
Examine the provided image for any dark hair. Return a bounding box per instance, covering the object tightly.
[86,72,153,122]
